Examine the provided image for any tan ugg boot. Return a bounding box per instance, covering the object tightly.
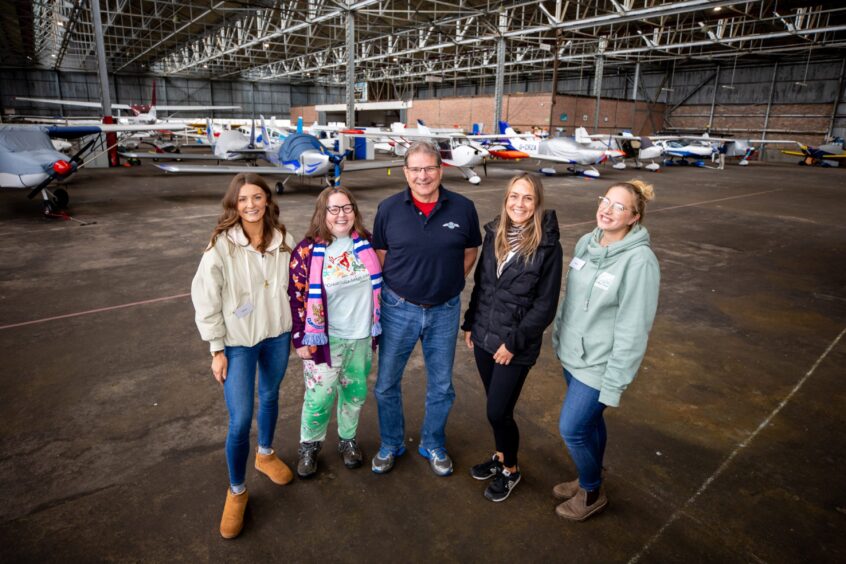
[555,487,608,521]
[255,450,294,485]
[220,489,248,539]
[552,478,580,500]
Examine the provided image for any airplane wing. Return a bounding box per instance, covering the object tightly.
[16,97,132,110]
[156,105,241,111]
[344,159,405,171]
[42,124,184,139]
[155,164,294,175]
[119,151,250,161]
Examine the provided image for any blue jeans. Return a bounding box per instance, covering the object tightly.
[374,285,460,452]
[223,333,290,487]
[558,368,607,491]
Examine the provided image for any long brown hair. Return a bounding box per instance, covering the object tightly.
[494,173,545,264]
[304,185,370,244]
[206,173,289,253]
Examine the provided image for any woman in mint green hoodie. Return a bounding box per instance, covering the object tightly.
[551,180,660,521]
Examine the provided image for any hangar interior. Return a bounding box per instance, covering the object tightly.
[0,1,845,562]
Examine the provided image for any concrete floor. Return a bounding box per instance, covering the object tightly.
[0,156,844,563]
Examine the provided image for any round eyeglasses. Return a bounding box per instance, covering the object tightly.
[597,196,630,215]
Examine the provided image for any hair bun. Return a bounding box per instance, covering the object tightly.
[628,179,655,201]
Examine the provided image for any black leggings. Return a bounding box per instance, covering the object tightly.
[473,347,530,468]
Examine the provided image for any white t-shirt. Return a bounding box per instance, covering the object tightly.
[323,237,372,339]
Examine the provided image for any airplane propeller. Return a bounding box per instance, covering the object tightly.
[27,136,98,201]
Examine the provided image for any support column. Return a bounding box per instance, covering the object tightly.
[593,37,607,132]
[761,62,778,162]
[89,0,115,167]
[548,35,561,135]
[827,58,846,140]
[494,11,507,128]
[345,4,355,128]
[708,65,720,132]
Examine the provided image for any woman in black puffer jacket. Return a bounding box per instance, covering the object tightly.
[462,172,563,502]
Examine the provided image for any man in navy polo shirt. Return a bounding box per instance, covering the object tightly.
[371,141,481,477]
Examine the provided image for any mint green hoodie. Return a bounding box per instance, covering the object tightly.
[551,224,659,407]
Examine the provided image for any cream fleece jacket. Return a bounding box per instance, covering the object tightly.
[191,224,294,352]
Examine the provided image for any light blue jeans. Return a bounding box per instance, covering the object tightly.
[223,332,291,487]
[558,368,607,491]
[374,285,461,452]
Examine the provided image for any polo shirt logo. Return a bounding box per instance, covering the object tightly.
[442,222,460,229]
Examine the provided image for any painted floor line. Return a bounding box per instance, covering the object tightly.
[0,293,191,331]
[559,188,783,228]
[628,326,846,563]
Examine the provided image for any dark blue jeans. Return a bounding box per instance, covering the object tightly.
[374,285,460,452]
[223,332,290,487]
[558,368,607,491]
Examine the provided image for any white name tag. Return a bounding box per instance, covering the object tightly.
[569,257,586,271]
[594,272,616,291]
[234,302,254,319]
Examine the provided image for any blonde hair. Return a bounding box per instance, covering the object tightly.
[494,173,545,264]
[608,179,655,224]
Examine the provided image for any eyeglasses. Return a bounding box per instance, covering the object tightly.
[597,196,630,214]
[405,166,441,175]
[326,204,354,215]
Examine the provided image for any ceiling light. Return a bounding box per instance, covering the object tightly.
[57,21,64,27]
[714,6,722,12]
[263,43,270,49]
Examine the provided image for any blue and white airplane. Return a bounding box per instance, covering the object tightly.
[154,117,403,193]
[0,122,185,214]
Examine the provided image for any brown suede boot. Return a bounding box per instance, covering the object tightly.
[255,449,294,485]
[555,487,608,521]
[552,478,580,500]
[220,489,248,539]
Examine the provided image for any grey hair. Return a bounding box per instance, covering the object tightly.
[404,141,442,166]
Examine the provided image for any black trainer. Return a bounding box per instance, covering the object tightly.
[484,468,521,502]
[470,453,503,481]
[297,441,321,479]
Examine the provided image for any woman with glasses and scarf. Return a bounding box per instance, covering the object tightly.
[288,186,382,479]
[551,179,660,521]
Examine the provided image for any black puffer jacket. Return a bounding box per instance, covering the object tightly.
[462,209,563,366]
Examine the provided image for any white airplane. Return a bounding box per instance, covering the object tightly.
[153,117,404,193]
[16,81,240,125]
[485,122,625,178]
[575,129,664,172]
[653,135,717,166]
[121,119,265,163]
[345,120,490,184]
[0,122,185,214]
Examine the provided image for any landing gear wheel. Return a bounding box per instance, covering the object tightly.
[42,200,58,216]
[275,182,285,195]
[53,188,69,209]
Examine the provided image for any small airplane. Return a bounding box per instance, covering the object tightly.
[652,135,716,167]
[120,119,264,163]
[16,81,240,125]
[780,139,846,167]
[575,129,664,172]
[153,117,404,193]
[485,122,625,178]
[0,122,185,214]
[346,120,490,184]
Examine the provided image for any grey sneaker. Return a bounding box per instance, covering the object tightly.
[296,441,321,479]
[338,438,363,469]
[418,446,453,477]
[371,445,406,474]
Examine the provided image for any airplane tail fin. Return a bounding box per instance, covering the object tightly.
[574,127,591,144]
[206,119,214,146]
[260,115,271,148]
[471,123,482,135]
[417,122,432,135]
[149,107,156,121]
[498,121,509,135]
[296,117,303,134]
[417,119,426,127]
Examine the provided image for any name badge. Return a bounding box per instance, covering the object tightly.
[594,272,616,291]
[234,302,254,319]
[569,257,586,271]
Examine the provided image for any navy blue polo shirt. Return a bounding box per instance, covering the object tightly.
[372,186,481,305]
